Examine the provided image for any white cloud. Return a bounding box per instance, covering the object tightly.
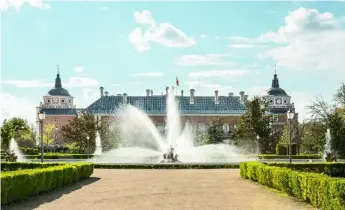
[134,10,155,26]
[129,10,195,52]
[0,0,50,11]
[175,54,234,66]
[128,28,151,52]
[1,80,53,88]
[73,66,84,73]
[131,72,163,77]
[231,7,345,72]
[188,69,249,80]
[0,93,36,124]
[229,44,254,49]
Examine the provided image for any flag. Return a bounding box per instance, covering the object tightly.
[176,77,179,86]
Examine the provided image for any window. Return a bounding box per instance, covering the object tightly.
[61,99,65,103]
[47,99,51,103]
[269,98,274,104]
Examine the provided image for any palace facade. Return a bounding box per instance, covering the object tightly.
[36,70,297,145]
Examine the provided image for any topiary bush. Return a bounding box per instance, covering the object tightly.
[240,162,345,210]
[264,162,345,177]
[258,154,321,159]
[1,162,94,205]
[94,164,240,169]
[1,162,64,172]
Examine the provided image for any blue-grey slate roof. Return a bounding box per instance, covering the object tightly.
[41,108,84,115]
[86,95,246,115]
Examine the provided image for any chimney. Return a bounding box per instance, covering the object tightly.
[229,92,234,97]
[190,89,195,104]
[165,86,169,95]
[100,87,104,97]
[146,89,150,96]
[123,93,128,104]
[215,90,219,104]
[239,91,245,104]
[150,89,153,96]
[105,91,109,97]
[244,95,248,102]
[181,90,184,96]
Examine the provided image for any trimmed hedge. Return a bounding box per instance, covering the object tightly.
[264,162,345,177]
[24,154,100,159]
[240,162,345,210]
[257,154,321,159]
[95,163,240,169]
[1,162,94,205]
[0,153,323,160]
[1,162,64,172]
[20,147,39,155]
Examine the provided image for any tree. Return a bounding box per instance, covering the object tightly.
[334,83,345,107]
[299,121,326,154]
[204,118,224,144]
[43,123,56,145]
[232,97,273,153]
[60,111,98,153]
[328,112,345,158]
[307,84,345,157]
[99,118,121,152]
[1,118,32,150]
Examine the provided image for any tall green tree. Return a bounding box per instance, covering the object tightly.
[307,83,345,157]
[1,118,32,150]
[334,83,345,107]
[60,111,98,153]
[232,97,273,154]
[204,118,224,144]
[99,118,122,152]
[299,121,326,154]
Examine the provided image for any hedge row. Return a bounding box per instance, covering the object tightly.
[95,163,240,169]
[257,154,321,159]
[240,162,345,210]
[264,162,345,177]
[1,162,64,172]
[1,162,94,205]
[24,154,99,159]
[1,154,323,160]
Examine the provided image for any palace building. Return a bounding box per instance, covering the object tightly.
[36,69,297,145]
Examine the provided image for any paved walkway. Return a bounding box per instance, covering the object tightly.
[4,169,315,210]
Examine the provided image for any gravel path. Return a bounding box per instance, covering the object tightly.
[4,169,315,210]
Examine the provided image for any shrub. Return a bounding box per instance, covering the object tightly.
[1,162,94,205]
[20,147,39,155]
[24,153,99,159]
[258,154,321,159]
[1,162,64,172]
[264,162,345,177]
[240,162,345,210]
[95,164,239,169]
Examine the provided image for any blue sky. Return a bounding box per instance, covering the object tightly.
[1,1,345,123]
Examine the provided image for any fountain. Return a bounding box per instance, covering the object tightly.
[9,138,25,162]
[92,86,251,163]
[93,131,102,155]
[323,128,335,161]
